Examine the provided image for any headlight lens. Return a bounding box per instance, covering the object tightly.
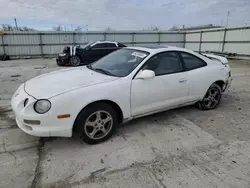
[59,53,66,57]
[34,99,51,114]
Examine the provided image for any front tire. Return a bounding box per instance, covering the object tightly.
[69,55,81,66]
[197,83,222,110]
[75,103,118,144]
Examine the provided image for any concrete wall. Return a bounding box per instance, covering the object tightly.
[185,27,250,57]
[0,31,185,57]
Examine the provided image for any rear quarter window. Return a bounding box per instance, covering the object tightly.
[180,52,207,71]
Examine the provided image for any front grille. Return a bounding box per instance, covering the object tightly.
[24,98,29,107]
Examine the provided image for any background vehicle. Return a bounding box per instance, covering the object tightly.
[56,41,126,66]
[12,46,232,144]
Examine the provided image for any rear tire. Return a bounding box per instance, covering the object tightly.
[75,103,118,144]
[196,83,222,110]
[69,55,81,67]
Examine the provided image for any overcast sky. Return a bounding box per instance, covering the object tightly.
[0,0,250,30]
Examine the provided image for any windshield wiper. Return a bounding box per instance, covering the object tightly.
[94,68,114,76]
[87,64,116,76]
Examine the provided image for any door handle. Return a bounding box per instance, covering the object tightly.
[179,78,187,83]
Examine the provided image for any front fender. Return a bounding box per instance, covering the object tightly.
[49,78,131,130]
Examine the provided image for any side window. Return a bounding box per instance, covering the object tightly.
[118,43,126,47]
[142,52,183,76]
[180,52,207,70]
[106,43,117,48]
[92,43,106,49]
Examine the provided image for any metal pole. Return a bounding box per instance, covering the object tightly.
[199,31,203,52]
[14,18,18,31]
[183,32,186,48]
[222,28,227,52]
[104,32,106,41]
[132,33,135,46]
[1,34,6,54]
[39,33,44,57]
[73,32,75,46]
[158,32,161,44]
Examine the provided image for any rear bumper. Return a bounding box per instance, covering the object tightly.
[223,76,232,92]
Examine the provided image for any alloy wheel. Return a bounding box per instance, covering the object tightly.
[84,110,113,139]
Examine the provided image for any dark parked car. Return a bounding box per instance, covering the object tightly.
[56,41,126,66]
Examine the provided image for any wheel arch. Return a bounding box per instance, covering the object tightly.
[214,80,225,91]
[73,100,124,132]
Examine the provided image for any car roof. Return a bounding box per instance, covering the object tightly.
[125,45,194,54]
[95,40,118,44]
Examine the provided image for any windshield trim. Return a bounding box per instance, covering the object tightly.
[86,64,118,77]
[81,41,95,49]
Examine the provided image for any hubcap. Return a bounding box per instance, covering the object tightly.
[70,56,80,66]
[203,88,220,109]
[84,111,113,139]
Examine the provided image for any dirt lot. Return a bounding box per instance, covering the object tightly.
[1,58,250,188]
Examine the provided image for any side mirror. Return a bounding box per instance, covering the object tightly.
[135,70,155,79]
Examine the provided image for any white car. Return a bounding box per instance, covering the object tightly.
[11,46,232,144]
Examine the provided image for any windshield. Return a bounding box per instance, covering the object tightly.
[87,49,149,77]
[81,42,95,49]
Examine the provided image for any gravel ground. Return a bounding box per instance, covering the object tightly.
[0,58,250,188]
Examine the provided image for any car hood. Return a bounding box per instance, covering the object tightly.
[25,66,118,99]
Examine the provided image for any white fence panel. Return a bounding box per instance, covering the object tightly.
[0,46,3,54]
[226,29,250,41]
[134,33,158,43]
[80,33,105,43]
[201,43,222,52]
[4,34,39,45]
[42,34,73,44]
[0,36,3,54]
[5,46,40,55]
[106,34,132,43]
[43,45,65,55]
[185,43,199,51]
[202,31,224,42]
[161,33,184,42]
[185,33,200,41]
[224,43,250,55]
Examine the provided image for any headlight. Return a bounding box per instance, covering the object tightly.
[59,53,66,57]
[34,99,51,114]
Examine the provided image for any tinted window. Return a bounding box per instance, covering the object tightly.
[92,43,106,49]
[142,52,183,76]
[106,43,116,48]
[181,52,207,70]
[118,43,126,47]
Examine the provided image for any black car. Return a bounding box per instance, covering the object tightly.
[56,41,126,66]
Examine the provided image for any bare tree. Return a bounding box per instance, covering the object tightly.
[19,26,36,31]
[74,26,82,31]
[52,25,63,31]
[104,27,112,31]
[1,24,36,31]
[169,25,179,31]
[141,25,160,31]
[1,24,14,31]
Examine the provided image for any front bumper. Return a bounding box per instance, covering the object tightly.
[56,55,70,66]
[11,84,72,137]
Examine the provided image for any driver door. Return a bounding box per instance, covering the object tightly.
[131,51,189,116]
